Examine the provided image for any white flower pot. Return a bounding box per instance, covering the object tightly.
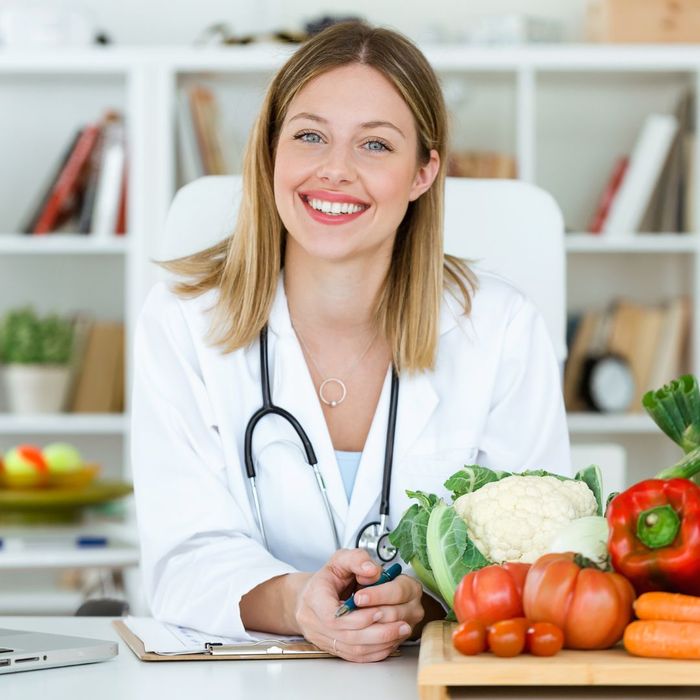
[3,364,71,414]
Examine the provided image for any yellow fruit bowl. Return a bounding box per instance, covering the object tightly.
[0,479,133,525]
[0,463,100,490]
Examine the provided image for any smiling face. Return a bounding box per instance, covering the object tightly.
[273,63,439,266]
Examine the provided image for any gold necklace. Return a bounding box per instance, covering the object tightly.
[292,323,378,407]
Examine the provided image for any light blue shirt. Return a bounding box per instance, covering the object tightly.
[335,450,362,500]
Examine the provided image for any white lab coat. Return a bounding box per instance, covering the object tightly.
[131,270,571,638]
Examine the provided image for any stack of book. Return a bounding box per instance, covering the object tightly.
[564,296,691,412]
[65,314,125,413]
[178,83,229,183]
[21,110,128,238]
[446,150,517,179]
[587,91,694,235]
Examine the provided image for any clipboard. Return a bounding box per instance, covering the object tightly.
[114,620,401,661]
[113,620,334,660]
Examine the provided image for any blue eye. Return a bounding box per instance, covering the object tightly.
[364,139,390,152]
[293,131,392,152]
[295,131,322,144]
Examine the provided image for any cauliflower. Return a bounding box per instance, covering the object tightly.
[453,474,598,564]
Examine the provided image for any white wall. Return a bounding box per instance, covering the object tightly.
[1,0,590,45]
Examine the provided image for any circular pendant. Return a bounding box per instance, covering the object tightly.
[319,378,347,407]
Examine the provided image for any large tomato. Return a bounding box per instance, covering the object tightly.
[522,552,635,649]
[454,562,531,625]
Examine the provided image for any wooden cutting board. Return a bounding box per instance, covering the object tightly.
[418,621,700,700]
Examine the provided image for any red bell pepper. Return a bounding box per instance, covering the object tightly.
[607,478,700,596]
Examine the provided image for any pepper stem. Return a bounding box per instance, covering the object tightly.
[636,505,681,549]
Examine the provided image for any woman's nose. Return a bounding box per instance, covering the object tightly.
[315,144,355,184]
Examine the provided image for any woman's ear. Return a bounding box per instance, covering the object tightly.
[408,149,440,202]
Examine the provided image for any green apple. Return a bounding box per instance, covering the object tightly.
[42,442,83,474]
[3,445,49,486]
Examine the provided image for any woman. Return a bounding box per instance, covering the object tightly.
[131,21,571,663]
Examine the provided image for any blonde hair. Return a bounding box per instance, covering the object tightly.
[161,21,476,372]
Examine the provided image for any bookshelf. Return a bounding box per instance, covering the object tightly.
[2,43,700,611]
[565,233,698,253]
[0,53,148,614]
[0,235,130,254]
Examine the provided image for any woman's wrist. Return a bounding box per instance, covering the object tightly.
[282,572,313,633]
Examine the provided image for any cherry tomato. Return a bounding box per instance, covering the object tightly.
[452,620,487,656]
[487,618,528,657]
[525,622,564,657]
[454,562,531,625]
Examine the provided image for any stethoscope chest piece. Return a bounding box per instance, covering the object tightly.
[356,518,397,564]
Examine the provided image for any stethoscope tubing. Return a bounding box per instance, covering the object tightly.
[244,324,397,558]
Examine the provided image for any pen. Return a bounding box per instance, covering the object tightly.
[334,563,402,617]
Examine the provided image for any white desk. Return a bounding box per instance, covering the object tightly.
[1,617,699,700]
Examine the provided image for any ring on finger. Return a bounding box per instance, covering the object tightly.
[332,638,337,655]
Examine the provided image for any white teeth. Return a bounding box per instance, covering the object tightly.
[307,197,366,215]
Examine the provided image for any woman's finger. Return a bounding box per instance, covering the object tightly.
[323,548,381,589]
[336,619,413,647]
[329,637,400,663]
[335,600,424,630]
[351,575,422,608]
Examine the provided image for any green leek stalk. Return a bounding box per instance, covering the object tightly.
[655,445,700,480]
[643,375,700,454]
[643,375,700,484]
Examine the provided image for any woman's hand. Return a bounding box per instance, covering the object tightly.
[293,548,424,662]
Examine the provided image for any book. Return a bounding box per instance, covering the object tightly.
[64,312,95,410]
[178,88,205,183]
[21,129,83,234]
[70,321,124,413]
[602,113,679,236]
[647,296,691,391]
[111,323,125,412]
[32,124,101,234]
[684,133,696,233]
[563,309,603,411]
[588,156,629,234]
[607,299,665,411]
[115,158,128,235]
[188,85,228,175]
[640,91,693,233]
[91,113,126,239]
[446,150,517,178]
[77,119,108,234]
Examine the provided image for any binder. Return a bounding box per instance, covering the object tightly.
[113,620,333,660]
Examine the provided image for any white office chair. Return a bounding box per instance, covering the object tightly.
[159,175,567,363]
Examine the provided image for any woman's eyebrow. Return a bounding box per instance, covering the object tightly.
[288,112,405,139]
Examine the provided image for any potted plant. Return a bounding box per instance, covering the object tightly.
[0,307,75,414]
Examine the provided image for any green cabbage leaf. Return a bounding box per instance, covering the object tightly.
[425,500,490,608]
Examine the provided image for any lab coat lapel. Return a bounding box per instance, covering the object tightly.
[343,366,439,547]
[342,294,461,546]
[267,280,349,540]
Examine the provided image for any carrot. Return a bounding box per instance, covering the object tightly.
[634,592,700,623]
[624,620,700,660]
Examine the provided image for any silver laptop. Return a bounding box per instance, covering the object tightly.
[0,627,117,674]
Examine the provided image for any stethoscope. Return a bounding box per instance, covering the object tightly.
[244,325,399,564]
